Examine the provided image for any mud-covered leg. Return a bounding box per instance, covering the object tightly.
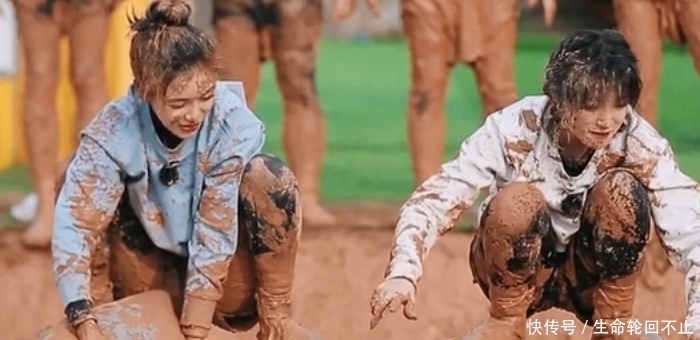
[639,228,671,291]
[14,1,61,248]
[107,193,185,314]
[67,0,113,136]
[271,0,333,228]
[471,0,519,116]
[466,183,553,340]
[613,0,662,126]
[401,0,451,185]
[213,0,264,107]
[238,154,322,340]
[213,213,258,332]
[54,0,115,209]
[578,170,651,340]
[677,0,700,75]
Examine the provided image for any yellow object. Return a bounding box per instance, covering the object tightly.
[0,0,151,170]
[0,78,15,170]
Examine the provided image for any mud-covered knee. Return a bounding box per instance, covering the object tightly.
[408,71,448,117]
[585,170,651,277]
[481,183,550,274]
[275,60,319,109]
[482,183,548,238]
[239,154,300,256]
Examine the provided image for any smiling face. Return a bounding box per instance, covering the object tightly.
[566,98,628,150]
[543,30,642,156]
[149,66,216,139]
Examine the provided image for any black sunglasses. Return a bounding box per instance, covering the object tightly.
[159,161,181,186]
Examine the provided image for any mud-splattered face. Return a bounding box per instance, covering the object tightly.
[150,67,215,138]
[566,100,627,150]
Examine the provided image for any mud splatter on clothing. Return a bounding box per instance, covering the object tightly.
[52,81,265,309]
[384,95,700,329]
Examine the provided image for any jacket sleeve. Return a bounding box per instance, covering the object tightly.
[384,116,508,286]
[52,136,124,308]
[180,118,265,336]
[643,140,700,333]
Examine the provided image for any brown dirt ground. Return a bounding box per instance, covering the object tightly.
[0,218,689,340]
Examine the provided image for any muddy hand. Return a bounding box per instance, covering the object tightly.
[369,277,417,329]
[332,0,382,21]
[526,0,557,27]
[75,320,110,340]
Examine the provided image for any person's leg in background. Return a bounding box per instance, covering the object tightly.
[678,0,700,75]
[13,0,118,248]
[68,0,115,137]
[402,0,453,186]
[212,0,264,106]
[271,0,334,227]
[470,0,519,116]
[613,0,663,127]
[12,0,62,247]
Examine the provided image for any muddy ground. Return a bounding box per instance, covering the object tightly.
[0,222,688,340]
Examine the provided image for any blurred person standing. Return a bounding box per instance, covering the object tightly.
[613,0,700,127]
[333,0,555,186]
[9,0,122,247]
[212,0,335,227]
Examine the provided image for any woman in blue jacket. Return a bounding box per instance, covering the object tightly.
[51,1,320,339]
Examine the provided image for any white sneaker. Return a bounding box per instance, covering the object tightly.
[10,192,38,223]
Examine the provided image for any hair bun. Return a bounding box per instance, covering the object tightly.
[144,0,191,28]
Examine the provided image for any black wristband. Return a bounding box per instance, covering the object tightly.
[64,299,93,326]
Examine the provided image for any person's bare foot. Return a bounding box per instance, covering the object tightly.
[21,221,52,248]
[301,202,336,228]
[21,197,54,248]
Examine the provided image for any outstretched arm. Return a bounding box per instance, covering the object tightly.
[52,135,124,326]
[179,118,265,339]
[645,141,700,335]
[383,116,508,287]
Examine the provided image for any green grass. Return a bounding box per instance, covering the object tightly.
[2,33,700,203]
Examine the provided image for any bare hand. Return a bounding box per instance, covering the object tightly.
[75,320,110,340]
[527,0,557,27]
[369,277,417,329]
[332,0,382,21]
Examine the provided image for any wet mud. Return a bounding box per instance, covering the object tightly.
[0,226,686,340]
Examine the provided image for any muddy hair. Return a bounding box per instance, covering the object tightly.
[128,0,217,99]
[542,29,641,138]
